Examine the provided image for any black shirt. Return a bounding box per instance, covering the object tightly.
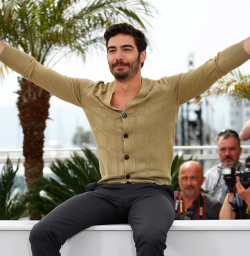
[174,191,222,220]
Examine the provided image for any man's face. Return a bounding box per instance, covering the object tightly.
[217,136,242,167]
[178,162,205,199]
[107,33,145,81]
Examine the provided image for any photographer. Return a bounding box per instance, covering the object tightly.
[219,170,250,219]
[202,129,243,204]
[175,161,222,220]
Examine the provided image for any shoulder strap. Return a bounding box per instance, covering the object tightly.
[197,194,205,219]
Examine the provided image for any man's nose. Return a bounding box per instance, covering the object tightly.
[115,50,123,61]
[225,149,230,155]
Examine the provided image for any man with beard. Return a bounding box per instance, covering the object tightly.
[0,23,250,255]
[175,161,221,220]
[202,129,243,204]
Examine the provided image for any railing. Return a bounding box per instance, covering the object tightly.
[0,145,250,163]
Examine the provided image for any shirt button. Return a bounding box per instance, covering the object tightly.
[124,155,129,160]
[124,134,129,139]
[122,113,127,118]
[126,175,130,179]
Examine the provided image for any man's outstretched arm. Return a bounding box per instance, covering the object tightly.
[0,40,95,107]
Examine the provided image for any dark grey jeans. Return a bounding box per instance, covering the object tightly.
[30,182,175,256]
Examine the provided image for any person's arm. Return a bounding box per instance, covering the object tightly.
[0,40,6,54]
[219,192,236,219]
[0,41,94,107]
[166,39,250,104]
[239,119,250,141]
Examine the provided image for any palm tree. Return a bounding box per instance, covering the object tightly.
[0,0,155,219]
[195,69,250,104]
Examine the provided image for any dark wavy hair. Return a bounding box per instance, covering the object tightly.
[104,23,147,67]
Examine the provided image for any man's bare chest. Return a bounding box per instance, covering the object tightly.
[110,94,133,111]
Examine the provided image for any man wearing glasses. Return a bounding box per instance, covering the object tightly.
[202,129,243,204]
[175,161,221,220]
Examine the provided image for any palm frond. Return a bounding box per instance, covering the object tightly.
[0,63,8,81]
[195,69,250,105]
[0,157,29,220]
[31,147,101,216]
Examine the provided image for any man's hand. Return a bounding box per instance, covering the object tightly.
[0,41,6,54]
[239,119,250,141]
[236,175,250,208]
[243,37,250,55]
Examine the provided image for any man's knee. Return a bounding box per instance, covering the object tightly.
[29,222,44,244]
[135,225,168,247]
[29,220,56,245]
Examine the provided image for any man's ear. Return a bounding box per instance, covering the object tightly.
[201,176,205,186]
[140,50,146,64]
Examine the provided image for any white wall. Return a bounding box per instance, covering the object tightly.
[0,221,249,256]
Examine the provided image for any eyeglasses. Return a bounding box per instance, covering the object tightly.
[218,129,239,138]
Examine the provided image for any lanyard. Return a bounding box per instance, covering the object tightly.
[174,191,205,219]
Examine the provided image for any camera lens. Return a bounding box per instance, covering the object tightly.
[240,174,250,189]
[242,176,250,182]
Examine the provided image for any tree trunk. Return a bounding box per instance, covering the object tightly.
[16,78,50,220]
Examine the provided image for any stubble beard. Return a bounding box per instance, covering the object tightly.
[181,185,200,198]
[222,156,236,167]
[110,54,140,81]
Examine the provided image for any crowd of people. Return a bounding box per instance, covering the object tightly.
[176,128,250,220]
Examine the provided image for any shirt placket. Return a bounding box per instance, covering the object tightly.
[122,111,131,181]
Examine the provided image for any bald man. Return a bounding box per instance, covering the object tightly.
[174,161,222,220]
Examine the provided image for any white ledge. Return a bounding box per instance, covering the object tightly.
[1,220,250,231]
[1,220,250,256]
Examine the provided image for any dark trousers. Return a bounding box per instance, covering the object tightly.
[30,182,175,256]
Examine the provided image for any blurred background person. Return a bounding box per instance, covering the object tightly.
[202,129,243,204]
[175,161,222,220]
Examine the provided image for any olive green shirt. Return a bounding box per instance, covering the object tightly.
[0,42,249,185]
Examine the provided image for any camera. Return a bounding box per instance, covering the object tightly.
[221,164,250,192]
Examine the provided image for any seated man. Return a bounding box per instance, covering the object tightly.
[219,171,250,219]
[174,161,222,220]
[202,129,244,204]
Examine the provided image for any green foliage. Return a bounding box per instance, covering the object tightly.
[0,158,29,220]
[0,64,8,82]
[0,0,156,66]
[195,69,250,105]
[171,154,196,191]
[31,147,101,216]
